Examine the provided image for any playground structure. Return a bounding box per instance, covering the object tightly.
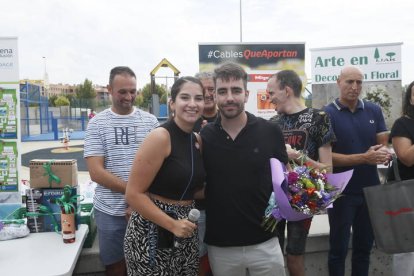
[150,58,180,117]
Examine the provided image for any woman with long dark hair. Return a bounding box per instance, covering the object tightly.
[124,76,206,275]
[390,81,414,276]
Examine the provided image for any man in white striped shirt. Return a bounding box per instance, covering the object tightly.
[84,66,159,276]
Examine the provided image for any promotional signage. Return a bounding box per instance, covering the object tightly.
[0,37,20,194]
[0,38,19,83]
[0,89,17,139]
[0,140,18,191]
[199,43,305,119]
[310,42,403,130]
[311,43,402,84]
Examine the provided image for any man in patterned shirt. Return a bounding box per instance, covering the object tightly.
[267,70,336,276]
[84,66,159,275]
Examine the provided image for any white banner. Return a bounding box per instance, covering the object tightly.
[0,37,20,197]
[0,37,19,83]
[311,43,402,84]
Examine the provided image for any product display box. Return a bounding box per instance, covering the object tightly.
[80,203,97,248]
[29,159,78,189]
[25,187,80,233]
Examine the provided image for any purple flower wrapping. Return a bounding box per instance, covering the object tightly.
[269,158,353,221]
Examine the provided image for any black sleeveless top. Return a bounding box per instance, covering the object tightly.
[148,120,205,200]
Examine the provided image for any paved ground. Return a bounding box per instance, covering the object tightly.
[21,146,87,171]
[20,140,91,186]
[22,129,85,142]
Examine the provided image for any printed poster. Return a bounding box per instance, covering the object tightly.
[0,37,20,198]
[0,140,18,192]
[0,89,17,139]
[199,43,305,119]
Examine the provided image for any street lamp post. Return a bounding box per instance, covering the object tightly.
[42,56,47,74]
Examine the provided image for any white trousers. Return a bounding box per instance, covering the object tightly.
[207,237,286,276]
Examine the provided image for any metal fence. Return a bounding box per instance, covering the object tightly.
[21,115,169,141]
[21,115,88,141]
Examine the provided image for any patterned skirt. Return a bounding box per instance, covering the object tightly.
[124,199,199,276]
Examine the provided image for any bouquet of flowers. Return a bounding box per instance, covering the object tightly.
[285,162,337,215]
[262,156,353,232]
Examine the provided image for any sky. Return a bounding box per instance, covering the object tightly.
[2,0,413,88]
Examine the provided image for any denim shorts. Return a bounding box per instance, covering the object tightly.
[282,218,312,255]
[94,208,128,265]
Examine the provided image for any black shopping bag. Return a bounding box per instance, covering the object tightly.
[363,156,414,254]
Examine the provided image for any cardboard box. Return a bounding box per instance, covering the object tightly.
[80,203,97,248]
[29,159,78,188]
[25,187,80,233]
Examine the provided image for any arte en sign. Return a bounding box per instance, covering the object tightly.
[310,43,402,84]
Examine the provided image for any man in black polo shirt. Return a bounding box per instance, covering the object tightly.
[200,62,288,276]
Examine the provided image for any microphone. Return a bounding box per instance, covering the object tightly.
[188,208,200,223]
[175,208,200,247]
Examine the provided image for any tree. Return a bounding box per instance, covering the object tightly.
[65,93,76,103]
[137,83,167,109]
[48,95,58,107]
[160,93,167,104]
[76,79,96,108]
[134,94,144,107]
[54,95,70,106]
[363,87,391,118]
[304,93,312,108]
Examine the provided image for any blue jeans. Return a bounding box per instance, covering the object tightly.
[328,194,374,276]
